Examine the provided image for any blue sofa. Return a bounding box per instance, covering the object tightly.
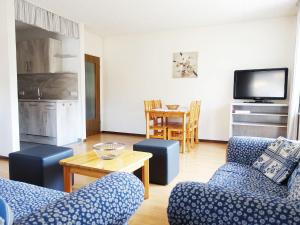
[0,172,143,224]
[168,136,300,225]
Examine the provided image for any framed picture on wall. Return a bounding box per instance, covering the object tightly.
[173,52,198,78]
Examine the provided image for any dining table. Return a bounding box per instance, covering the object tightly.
[145,106,190,153]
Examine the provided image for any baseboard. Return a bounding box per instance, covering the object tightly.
[101,131,145,137]
[198,139,228,144]
[101,131,228,144]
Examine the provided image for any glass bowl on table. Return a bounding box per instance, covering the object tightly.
[92,142,125,160]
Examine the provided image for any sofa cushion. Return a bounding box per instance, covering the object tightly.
[0,178,66,221]
[0,198,13,225]
[209,162,288,198]
[14,172,144,225]
[287,163,300,200]
[252,137,300,184]
[288,163,300,189]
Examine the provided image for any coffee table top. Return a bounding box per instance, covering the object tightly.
[60,150,152,173]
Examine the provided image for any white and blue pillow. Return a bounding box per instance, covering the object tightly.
[0,198,13,225]
[252,137,300,184]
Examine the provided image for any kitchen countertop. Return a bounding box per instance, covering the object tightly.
[19,99,78,102]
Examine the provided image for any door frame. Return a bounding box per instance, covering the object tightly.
[85,54,101,136]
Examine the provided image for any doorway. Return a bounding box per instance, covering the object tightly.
[85,54,100,136]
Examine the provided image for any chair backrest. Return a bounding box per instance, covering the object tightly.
[144,100,153,119]
[152,100,162,109]
[188,102,198,129]
[195,101,201,123]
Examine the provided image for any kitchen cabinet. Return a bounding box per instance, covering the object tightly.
[56,101,78,145]
[42,103,57,137]
[18,102,28,134]
[20,102,56,137]
[26,102,43,136]
[19,100,78,146]
[17,38,62,74]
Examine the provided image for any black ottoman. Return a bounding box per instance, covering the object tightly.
[9,144,73,191]
[133,139,180,185]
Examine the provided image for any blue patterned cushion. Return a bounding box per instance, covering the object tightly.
[0,178,66,221]
[14,172,144,224]
[287,163,300,200]
[252,136,300,183]
[0,198,13,225]
[227,136,274,165]
[288,163,300,189]
[209,162,288,198]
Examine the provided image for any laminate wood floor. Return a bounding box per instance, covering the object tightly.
[0,133,227,225]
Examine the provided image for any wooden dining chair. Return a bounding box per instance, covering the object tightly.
[193,101,201,144]
[167,102,198,152]
[152,100,162,109]
[152,99,163,124]
[186,100,202,148]
[144,100,167,140]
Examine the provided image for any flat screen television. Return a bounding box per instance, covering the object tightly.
[233,68,288,102]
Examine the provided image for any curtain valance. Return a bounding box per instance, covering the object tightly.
[15,0,80,39]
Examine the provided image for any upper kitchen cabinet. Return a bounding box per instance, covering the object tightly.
[17,38,62,74]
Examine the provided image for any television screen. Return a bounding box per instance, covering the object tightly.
[234,68,288,100]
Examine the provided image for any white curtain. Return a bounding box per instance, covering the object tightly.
[14,0,80,39]
[288,6,300,140]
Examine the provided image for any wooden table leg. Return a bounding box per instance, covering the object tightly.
[142,159,150,199]
[164,116,168,140]
[146,112,150,139]
[182,114,186,153]
[63,166,72,193]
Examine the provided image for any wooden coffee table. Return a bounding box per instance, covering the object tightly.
[59,150,152,199]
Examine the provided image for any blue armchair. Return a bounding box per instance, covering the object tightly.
[1,172,144,225]
[168,136,300,225]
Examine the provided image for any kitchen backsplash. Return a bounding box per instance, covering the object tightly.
[18,73,78,100]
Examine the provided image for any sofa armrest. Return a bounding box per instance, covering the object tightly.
[15,172,144,225]
[168,182,300,225]
[226,136,274,165]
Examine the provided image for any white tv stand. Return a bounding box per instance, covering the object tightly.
[230,102,288,138]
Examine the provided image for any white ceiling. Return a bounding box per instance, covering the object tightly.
[27,0,298,36]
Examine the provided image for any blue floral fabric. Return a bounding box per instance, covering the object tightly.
[0,178,66,220]
[0,172,144,225]
[288,163,300,201]
[209,162,287,198]
[168,181,300,225]
[253,137,300,183]
[288,163,300,189]
[0,197,14,225]
[227,136,274,165]
[168,136,300,225]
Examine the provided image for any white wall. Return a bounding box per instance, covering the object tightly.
[0,0,20,156]
[84,29,103,57]
[84,28,104,130]
[288,7,300,140]
[103,17,296,141]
